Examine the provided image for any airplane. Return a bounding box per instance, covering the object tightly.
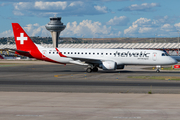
[10,23,178,73]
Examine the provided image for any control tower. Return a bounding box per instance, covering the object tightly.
[45,17,66,48]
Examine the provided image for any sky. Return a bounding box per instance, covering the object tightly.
[0,0,180,38]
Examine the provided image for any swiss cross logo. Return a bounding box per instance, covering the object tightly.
[17,33,27,44]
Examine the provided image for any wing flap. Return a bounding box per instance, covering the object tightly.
[67,56,102,64]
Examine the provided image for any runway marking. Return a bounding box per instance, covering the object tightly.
[54,74,72,77]
[54,75,59,77]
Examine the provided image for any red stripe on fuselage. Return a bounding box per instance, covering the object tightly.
[31,48,66,65]
[55,48,67,57]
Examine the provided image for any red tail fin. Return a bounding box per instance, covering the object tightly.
[12,23,37,51]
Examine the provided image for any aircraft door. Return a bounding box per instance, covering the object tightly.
[152,52,157,61]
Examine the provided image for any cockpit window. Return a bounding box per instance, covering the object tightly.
[162,52,169,56]
[165,52,169,56]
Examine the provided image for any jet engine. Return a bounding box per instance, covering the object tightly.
[99,61,117,70]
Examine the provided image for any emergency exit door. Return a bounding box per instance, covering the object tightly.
[152,52,157,61]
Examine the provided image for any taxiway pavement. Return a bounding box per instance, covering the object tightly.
[0,92,180,120]
[0,61,180,93]
[1,60,180,120]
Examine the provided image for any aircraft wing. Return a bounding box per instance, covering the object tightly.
[68,56,102,64]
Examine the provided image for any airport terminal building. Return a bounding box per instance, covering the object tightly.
[0,42,180,59]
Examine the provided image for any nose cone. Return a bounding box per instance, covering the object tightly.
[171,57,178,64]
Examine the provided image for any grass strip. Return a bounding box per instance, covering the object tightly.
[145,67,180,71]
[0,63,28,67]
[128,76,180,80]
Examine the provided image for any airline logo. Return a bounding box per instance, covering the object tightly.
[17,33,27,44]
[114,51,150,57]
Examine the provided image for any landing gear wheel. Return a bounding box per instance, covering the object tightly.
[86,68,92,73]
[156,69,160,73]
[92,67,98,72]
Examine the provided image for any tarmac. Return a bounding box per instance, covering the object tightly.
[0,60,180,119]
[0,60,180,93]
[0,92,180,120]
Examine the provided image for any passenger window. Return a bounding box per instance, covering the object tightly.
[110,53,112,55]
[85,53,87,54]
[49,52,51,54]
[93,53,95,55]
[97,53,99,55]
[162,53,165,56]
[78,52,80,54]
[71,52,73,54]
[64,52,66,54]
[53,52,55,54]
[101,53,103,55]
[75,52,76,54]
[89,53,91,55]
[106,53,108,55]
[57,52,58,54]
[81,52,83,54]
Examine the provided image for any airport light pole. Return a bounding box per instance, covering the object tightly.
[155,34,157,43]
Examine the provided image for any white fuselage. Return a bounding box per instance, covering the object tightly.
[38,47,177,66]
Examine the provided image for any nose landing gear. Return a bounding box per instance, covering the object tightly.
[156,65,161,73]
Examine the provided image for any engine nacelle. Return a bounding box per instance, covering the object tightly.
[99,61,117,70]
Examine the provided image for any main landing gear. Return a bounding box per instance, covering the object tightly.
[156,65,161,73]
[86,66,98,73]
